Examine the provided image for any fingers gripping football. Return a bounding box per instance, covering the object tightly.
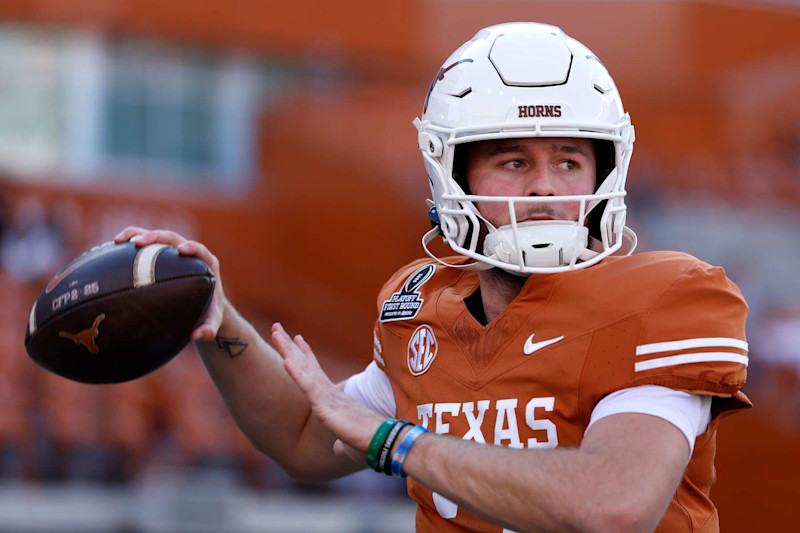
[114,227,187,248]
[177,240,224,342]
[114,227,226,341]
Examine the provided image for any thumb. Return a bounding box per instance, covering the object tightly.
[333,439,366,464]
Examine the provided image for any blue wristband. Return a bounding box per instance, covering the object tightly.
[390,425,429,478]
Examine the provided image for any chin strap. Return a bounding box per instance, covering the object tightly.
[421,226,492,271]
[423,195,639,273]
[622,226,638,255]
[423,223,639,272]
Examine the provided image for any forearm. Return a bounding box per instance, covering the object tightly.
[403,435,612,533]
[400,416,682,533]
[111,227,363,480]
[195,302,358,480]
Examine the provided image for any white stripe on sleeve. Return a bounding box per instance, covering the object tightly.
[344,361,396,418]
[586,385,712,456]
[636,337,748,355]
[634,352,748,372]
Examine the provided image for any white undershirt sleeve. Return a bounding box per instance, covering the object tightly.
[343,361,396,418]
[347,368,712,454]
[587,385,712,456]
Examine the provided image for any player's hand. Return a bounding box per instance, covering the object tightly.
[114,226,227,342]
[271,322,384,460]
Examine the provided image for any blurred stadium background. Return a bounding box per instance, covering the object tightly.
[0,0,797,531]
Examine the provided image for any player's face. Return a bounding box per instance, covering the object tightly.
[465,137,596,227]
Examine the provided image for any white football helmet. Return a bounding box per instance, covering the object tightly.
[416,22,637,274]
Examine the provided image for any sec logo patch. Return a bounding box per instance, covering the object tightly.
[407,324,438,376]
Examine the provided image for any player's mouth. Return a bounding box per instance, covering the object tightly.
[519,215,556,222]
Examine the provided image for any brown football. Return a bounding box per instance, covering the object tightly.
[25,241,215,384]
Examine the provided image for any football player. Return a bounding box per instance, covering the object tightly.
[116,22,749,533]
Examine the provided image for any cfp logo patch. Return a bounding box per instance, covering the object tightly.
[407,324,438,376]
[380,264,436,323]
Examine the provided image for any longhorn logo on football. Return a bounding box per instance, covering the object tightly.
[59,314,106,354]
[407,324,438,376]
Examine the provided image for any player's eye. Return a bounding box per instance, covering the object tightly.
[556,160,579,171]
[502,159,526,170]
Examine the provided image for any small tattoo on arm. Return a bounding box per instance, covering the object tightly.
[215,336,248,358]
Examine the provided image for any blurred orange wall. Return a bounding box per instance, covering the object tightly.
[0,0,419,61]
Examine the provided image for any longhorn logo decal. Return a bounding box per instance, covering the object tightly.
[59,314,106,354]
[423,58,474,113]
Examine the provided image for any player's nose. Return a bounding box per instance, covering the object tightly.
[523,165,557,197]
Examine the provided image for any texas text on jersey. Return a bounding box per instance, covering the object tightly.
[373,252,749,532]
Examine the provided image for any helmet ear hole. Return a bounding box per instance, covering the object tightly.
[452,144,471,194]
[588,140,616,241]
[587,199,607,241]
[592,140,616,186]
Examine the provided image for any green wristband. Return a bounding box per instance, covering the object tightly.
[366,419,398,471]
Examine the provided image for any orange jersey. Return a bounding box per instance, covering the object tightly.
[373,251,750,533]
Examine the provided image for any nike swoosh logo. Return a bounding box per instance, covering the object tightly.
[523,334,565,355]
[45,243,120,294]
